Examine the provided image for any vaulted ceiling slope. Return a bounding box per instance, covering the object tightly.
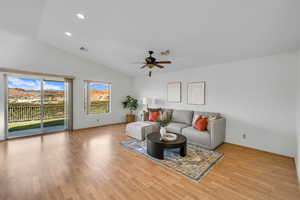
[1,0,300,76]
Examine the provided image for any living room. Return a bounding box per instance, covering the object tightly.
[0,0,300,199]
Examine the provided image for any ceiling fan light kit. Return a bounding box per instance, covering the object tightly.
[140,51,172,77]
[160,50,170,56]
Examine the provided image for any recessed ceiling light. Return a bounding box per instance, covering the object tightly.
[65,32,72,37]
[76,13,86,20]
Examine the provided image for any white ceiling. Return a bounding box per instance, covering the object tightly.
[0,0,45,37]
[1,0,300,76]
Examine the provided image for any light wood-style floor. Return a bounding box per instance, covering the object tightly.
[0,124,299,200]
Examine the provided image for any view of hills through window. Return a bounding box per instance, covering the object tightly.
[87,82,110,114]
[7,77,65,133]
[8,77,64,104]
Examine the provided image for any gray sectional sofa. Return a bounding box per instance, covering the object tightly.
[146,109,226,150]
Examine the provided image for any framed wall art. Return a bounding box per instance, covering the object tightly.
[187,82,205,105]
[167,82,181,103]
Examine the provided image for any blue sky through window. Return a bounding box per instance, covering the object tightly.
[89,82,109,90]
[8,77,64,90]
[44,80,64,90]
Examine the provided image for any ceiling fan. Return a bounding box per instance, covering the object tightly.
[140,51,172,77]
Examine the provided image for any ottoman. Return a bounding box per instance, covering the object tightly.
[126,121,159,140]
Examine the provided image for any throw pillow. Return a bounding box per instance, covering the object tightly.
[193,116,208,131]
[143,111,149,121]
[159,110,171,121]
[158,111,164,121]
[192,114,201,126]
[149,111,160,121]
[148,108,161,112]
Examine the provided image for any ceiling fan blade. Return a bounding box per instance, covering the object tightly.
[154,64,164,69]
[155,61,171,64]
[132,62,146,64]
[140,64,147,69]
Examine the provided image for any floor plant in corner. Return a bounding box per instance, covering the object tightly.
[122,96,138,123]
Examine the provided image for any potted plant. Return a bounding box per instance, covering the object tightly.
[122,96,138,123]
[158,119,171,137]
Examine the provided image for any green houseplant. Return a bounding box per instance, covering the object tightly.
[158,119,171,128]
[122,96,138,123]
[158,119,171,136]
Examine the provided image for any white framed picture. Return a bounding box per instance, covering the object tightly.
[187,82,205,105]
[167,82,181,103]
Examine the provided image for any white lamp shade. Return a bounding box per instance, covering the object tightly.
[152,98,158,104]
[142,97,151,105]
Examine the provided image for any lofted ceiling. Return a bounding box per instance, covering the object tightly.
[0,0,45,37]
[1,0,300,76]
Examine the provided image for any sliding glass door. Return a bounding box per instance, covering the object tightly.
[6,75,69,138]
[43,80,65,131]
[7,76,42,134]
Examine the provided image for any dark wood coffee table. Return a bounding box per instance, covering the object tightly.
[146,132,187,159]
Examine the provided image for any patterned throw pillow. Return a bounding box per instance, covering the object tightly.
[143,111,149,121]
[158,109,172,121]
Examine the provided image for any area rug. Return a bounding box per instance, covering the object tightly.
[120,139,223,181]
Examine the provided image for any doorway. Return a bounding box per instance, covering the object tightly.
[5,74,71,138]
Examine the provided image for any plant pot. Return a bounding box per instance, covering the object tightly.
[126,114,136,123]
[160,127,167,137]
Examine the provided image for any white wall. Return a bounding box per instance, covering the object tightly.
[134,53,298,157]
[296,50,300,181]
[0,30,133,139]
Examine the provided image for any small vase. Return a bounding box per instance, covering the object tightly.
[160,127,167,137]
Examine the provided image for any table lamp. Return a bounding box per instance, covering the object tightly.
[142,97,151,110]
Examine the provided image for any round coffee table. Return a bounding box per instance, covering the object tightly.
[146,132,187,159]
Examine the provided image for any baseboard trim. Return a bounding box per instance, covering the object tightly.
[73,122,126,131]
[224,142,293,159]
[0,123,127,141]
[6,129,69,141]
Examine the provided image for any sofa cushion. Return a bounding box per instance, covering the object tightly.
[143,121,160,133]
[193,111,221,120]
[166,122,189,134]
[172,110,194,125]
[126,121,158,140]
[144,121,159,125]
[182,127,211,146]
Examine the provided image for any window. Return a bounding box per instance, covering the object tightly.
[85,81,111,114]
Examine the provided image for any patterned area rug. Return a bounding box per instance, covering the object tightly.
[120,139,223,181]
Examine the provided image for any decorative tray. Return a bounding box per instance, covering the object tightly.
[161,133,177,141]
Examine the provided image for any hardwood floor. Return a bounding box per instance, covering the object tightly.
[0,124,299,200]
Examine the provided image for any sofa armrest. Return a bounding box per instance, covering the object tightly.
[208,118,226,148]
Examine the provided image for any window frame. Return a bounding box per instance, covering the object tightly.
[84,80,111,115]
